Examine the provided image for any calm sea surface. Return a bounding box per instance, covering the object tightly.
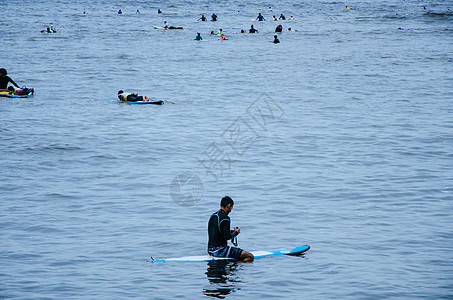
[1,0,452,299]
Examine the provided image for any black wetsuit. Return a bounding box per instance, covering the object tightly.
[249,28,258,33]
[126,95,143,102]
[0,76,19,89]
[208,209,238,249]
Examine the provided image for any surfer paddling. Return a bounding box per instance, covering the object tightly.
[208,196,254,262]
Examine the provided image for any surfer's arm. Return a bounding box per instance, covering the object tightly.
[8,77,19,88]
[220,219,239,240]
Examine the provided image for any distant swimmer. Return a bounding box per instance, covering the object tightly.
[249,25,258,33]
[256,13,265,21]
[158,9,162,14]
[217,28,223,34]
[50,23,57,32]
[40,27,52,33]
[279,13,286,20]
[0,68,20,92]
[211,13,218,21]
[219,34,228,40]
[273,35,280,44]
[275,24,283,32]
[194,32,203,40]
[289,16,295,20]
[163,21,168,29]
[136,10,140,14]
[273,15,278,21]
[118,90,150,102]
[118,10,122,14]
[345,6,356,10]
[268,6,273,11]
[198,14,207,21]
[210,31,215,35]
[240,29,246,33]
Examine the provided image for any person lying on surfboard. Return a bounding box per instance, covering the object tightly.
[117,90,150,102]
[208,196,254,262]
[7,86,34,96]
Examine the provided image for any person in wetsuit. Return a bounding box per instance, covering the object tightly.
[194,32,203,40]
[0,68,20,92]
[249,25,258,33]
[198,14,207,21]
[117,90,150,102]
[208,196,254,262]
[256,13,265,21]
[211,13,218,21]
[273,35,280,44]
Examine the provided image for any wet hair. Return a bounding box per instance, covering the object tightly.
[221,196,234,208]
[274,35,278,38]
[0,68,6,76]
[7,86,14,91]
[118,90,124,94]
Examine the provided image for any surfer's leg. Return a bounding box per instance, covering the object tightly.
[240,250,254,262]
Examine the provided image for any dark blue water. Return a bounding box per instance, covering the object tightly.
[1,0,452,298]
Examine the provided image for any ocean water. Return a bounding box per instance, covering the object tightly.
[1,0,452,299]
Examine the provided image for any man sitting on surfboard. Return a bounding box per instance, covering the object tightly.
[0,68,20,92]
[208,196,254,262]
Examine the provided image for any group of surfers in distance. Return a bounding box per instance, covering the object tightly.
[40,23,57,33]
[192,11,296,43]
[255,12,294,21]
[197,13,218,21]
[118,8,162,14]
[0,68,34,96]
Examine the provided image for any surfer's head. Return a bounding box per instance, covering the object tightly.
[118,90,124,94]
[221,196,234,214]
[0,68,6,76]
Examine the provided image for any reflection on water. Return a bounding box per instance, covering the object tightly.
[203,260,241,298]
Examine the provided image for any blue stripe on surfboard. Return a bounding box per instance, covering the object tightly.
[0,94,33,98]
[109,99,164,105]
[148,245,310,262]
